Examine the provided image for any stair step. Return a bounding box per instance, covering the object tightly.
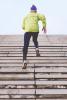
[0,48,67,51]
[36,74,67,79]
[0,74,67,80]
[0,56,67,60]
[0,80,67,85]
[0,59,67,63]
[0,67,67,73]
[0,89,67,95]
[0,63,67,68]
[0,35,67,99]
[0,53,66,57]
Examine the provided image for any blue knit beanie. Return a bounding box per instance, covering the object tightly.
[31,5,37,11]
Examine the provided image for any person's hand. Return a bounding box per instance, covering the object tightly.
[42,27,47,33]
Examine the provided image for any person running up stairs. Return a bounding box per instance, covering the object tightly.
[22,5,47,69]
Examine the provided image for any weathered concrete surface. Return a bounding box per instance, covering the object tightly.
[0,35,67,99]
[0,35,67,46]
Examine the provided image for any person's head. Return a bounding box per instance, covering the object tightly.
[30,5,37,12]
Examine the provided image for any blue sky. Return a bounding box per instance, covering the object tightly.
[0,0,67,35]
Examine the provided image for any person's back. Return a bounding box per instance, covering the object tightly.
[22,5,47,69]
[23,12,39,32]
[23,11,46,33]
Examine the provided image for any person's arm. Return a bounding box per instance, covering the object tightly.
[22,17,26,30]
[38,13,47,33]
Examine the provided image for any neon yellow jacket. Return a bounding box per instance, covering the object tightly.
[22,12,46,32]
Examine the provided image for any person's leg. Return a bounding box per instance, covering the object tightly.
[32,32,40,56]
[32,32,39,48]
[23,32,31,65]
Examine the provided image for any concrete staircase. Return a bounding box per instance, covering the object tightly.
[0,35,67,100]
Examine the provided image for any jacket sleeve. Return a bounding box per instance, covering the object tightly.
[38,13,46,28]
[22,17,26,30]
